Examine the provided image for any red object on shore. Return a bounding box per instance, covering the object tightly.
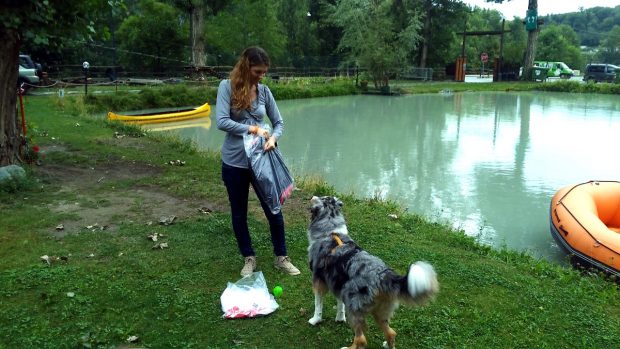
[18,85,27,136]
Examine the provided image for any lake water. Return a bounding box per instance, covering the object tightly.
[143,91,620,263]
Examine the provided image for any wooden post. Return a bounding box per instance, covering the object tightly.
[497,19,506,82]
[456,57,466,82]
[458,19,467,82]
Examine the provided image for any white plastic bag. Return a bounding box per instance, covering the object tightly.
[220,271,279,319]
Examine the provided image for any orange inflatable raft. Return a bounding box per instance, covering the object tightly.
[550,180,620,277]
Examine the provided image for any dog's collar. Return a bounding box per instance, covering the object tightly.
[331,233,344,246]
[330,233,344,254]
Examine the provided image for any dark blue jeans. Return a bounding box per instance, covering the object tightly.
[221,162,287,257]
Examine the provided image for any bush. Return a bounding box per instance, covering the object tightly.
[83,79,358,113]
[535,80,620,94]
[84,85,218,113]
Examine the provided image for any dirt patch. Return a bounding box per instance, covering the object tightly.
[35,153,220,237]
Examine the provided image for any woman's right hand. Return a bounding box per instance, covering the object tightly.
[249,125,270,138]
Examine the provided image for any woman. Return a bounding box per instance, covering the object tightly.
[216,46,300,277]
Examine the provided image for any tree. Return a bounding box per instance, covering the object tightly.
[277,0,318,68]
[521,0,539,80]
[311,0,344,68]
[416,0,467,69]
[502,18,527,66]
[597,25,620,64]
[329,0,422,88]
[460,7,504,71]
[115,0,188,73]
[0,0,106,166]
[205,0,287,65]
[486,0,539,80]
[536,24,583,69]
[166,0,230,68]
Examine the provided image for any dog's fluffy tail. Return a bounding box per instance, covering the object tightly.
[399,261,439,305]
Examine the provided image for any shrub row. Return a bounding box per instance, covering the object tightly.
[83,78,359,113]
[534,80,620,94]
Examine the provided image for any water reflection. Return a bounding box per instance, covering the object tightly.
[150,92,620,262]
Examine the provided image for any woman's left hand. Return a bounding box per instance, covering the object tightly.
[264,136,276,151]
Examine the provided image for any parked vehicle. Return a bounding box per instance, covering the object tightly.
[583,63,618,83]
[533,61,574,79]
[18,64,40,87]
[19,54,43,78]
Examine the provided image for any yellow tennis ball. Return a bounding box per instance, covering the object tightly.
[273,285,283,298]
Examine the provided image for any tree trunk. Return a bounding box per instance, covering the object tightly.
[521,0,539,81]
[190,2,206,67]
[0,27,20,166]
[418,2,432,68]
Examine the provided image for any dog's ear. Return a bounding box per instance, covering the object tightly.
[335,197,344,208]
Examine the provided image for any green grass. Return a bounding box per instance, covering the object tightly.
[1,90,619,349]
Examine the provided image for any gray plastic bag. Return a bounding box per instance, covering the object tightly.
[243,125,294,214]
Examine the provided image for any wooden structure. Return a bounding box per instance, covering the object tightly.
[457,19,510,82]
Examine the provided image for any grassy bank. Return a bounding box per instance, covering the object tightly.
[1,90,619,349]
[31,77,618,117]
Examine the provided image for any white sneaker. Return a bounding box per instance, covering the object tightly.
[274,256,300,275]
[240,256,256,277]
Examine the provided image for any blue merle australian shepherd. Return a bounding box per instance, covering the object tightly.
[307,196,439,349]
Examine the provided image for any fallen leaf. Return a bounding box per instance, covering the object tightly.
[198,207,212,214]
[167,159,186,166]
[56,224,64,231]
[126,335,139,343]
[147,233,164,241]
[159,216,177,226]
[40,255,51,266]
[152,242,169,250]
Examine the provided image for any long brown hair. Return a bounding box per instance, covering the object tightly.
[229,46,270,110]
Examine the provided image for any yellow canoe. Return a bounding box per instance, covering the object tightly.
[107,102,211,125]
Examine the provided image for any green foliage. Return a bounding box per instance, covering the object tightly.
[0,0,105,46]
[502,18,528,66]
[115,0,189,72]
[83,85,218,112]
[546,5,620,47]
[536,24,584,70]
[0,170,38,195]
[267,78,358,100]
[462,7,505,69]
[276,0,318,68]
[534,80,620,94]
[415,0,469,68]
[597,25,620,64]
[80,79,356,113]
[329,0,422,87]
[204,0,287,65]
